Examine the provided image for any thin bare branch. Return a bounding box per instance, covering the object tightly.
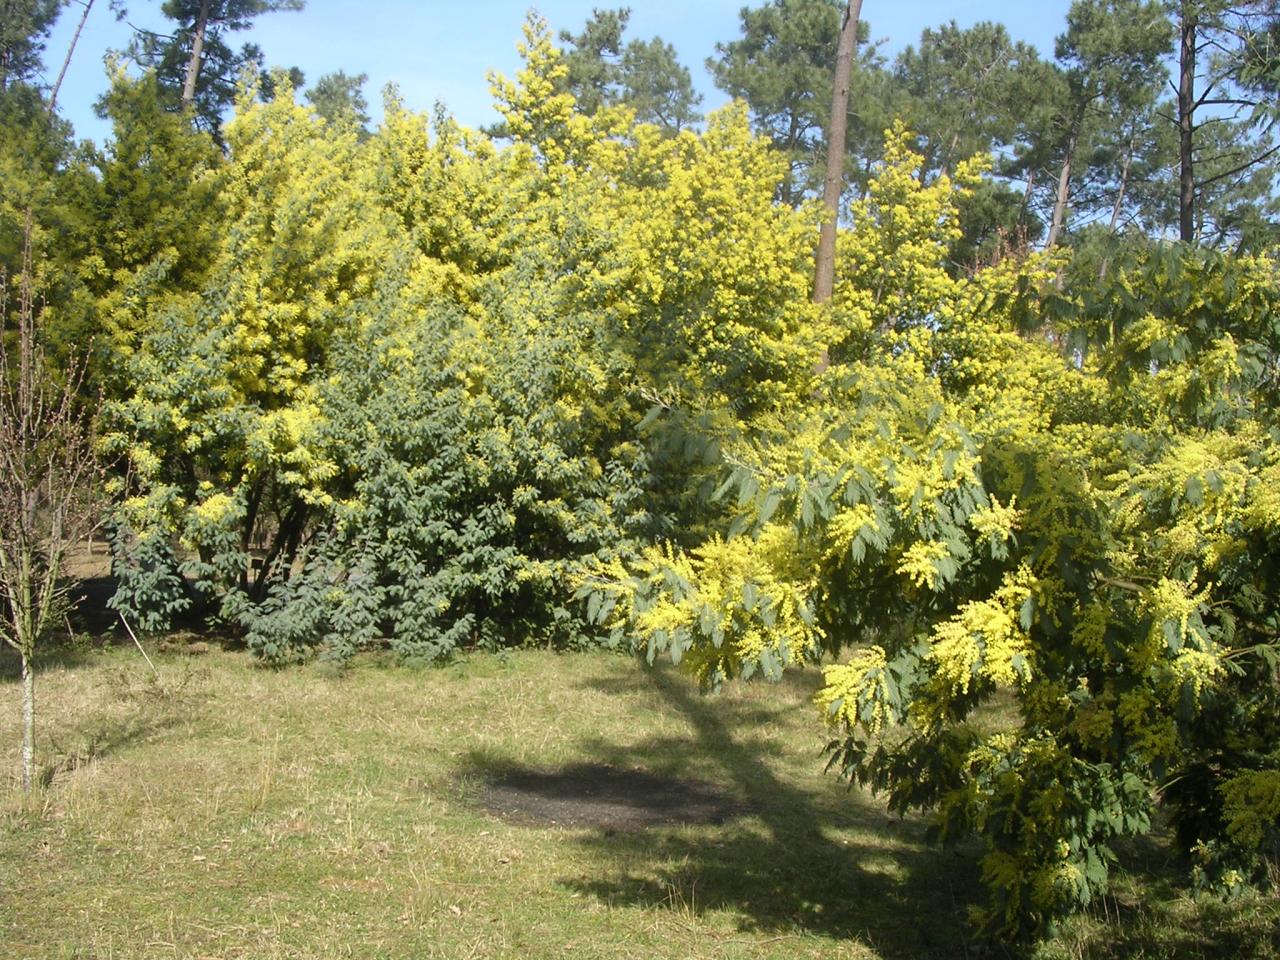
[1195,140,1280,190]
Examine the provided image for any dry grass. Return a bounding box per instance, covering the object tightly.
[0,642,1276,959]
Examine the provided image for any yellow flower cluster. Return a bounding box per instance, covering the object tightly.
[925,566,1036,711]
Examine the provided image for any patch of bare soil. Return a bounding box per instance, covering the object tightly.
[481,763,747,830]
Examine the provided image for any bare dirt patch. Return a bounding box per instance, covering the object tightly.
[480,762,747,830]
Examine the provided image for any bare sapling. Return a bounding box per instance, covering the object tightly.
[0,211,104,792]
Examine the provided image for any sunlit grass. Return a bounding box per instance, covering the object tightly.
[0,643,1275,959]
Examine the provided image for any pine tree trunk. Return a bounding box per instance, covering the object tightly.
[21,651,34,792]
[181,0,212,111]
[1046,157,1072,248]
[1046,123,1079,249]
[812,0,862,307]
[47,0,95,115]
[1178,4,1197,243]
[780,113,801,207]
[1018,167,1036,228]
[1109,136,1136,233]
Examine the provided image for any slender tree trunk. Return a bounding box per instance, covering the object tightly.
[1045,153,1073,248]
[47,0,95,115]
[1018,167,1036,227]
[2,0,99,799]
[250,499,309,599]
[1098,137,1137,281]
[813,0,862,306]
[780,113,802,206]
[181,0,212,111]
[1178,4,1197,243]
[928,129,961,182]
[20,652,34,792]
[1046,122,1080,249]
[942,130,960,177]
[1108,135,1136,233]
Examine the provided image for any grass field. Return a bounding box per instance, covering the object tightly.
[1,640,1277,959]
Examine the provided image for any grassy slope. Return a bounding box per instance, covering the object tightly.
[0,644,1276,959]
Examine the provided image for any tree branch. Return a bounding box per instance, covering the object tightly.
[1195,140,1280,190]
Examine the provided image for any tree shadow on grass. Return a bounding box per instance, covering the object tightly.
[0,573,234,685]
[1045,833,1280,960]
[474,758,748,830]
[33,698,188,788]
[0,636,99,683]
[0,575,124,683]
[467,662,995,959]
[1,642,195,789]
[557,667,1279,959]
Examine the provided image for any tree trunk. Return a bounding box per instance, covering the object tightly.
[1178,3,1197,243]
[812,0,862,306]
[1108,135,1136,233]
[47,0,95,115]
[1099,136,1138,281]
[1046,122,1080,249]
[780,113,802,206]
[21,651,34,792]
[1018,167,1036,227]
[1045,155,1072,248]
[181,0,212,111]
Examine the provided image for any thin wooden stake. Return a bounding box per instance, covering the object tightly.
[119,614,160,679]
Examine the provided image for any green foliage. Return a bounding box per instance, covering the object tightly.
[0,69,100,371]
[127,0,305,134]
[707,0,842,178]
[72,9,1280,951]
[1065,236,1280,899]
[109,21,818,663]
[557,7,629,116]
[0,0,61,93]
[242,267,646,664]
[595,129,1280,943]
[304,69,370,136]
[0,82,67,275]
[617,36,703,133]
[554,8,702,134]
[78,68,226,386]
[106,521,191,632]
[105,75,389,627]
[1171,1,1280,248]
[892,20,1045,180]
[889,21,1051,263]
[1043,0,1173,244]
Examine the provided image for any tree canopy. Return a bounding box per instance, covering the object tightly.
[4,1,1280,951]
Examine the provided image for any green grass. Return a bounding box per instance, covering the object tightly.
[1,642,1276,959]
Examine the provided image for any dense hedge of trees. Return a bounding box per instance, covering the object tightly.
[3,0,1279,949]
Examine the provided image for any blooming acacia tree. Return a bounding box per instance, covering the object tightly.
[586,133,1280,942]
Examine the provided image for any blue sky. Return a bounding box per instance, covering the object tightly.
[45,1,1073,145]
